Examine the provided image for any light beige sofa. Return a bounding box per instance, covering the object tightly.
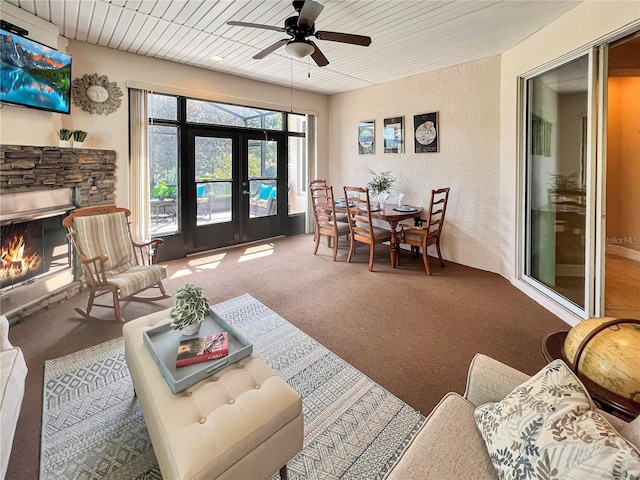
[0,316,27,480]
[386,353,640,479]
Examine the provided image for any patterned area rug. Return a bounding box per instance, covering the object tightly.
[41,294,425,479]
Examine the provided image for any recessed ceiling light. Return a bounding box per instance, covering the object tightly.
[210,55,223,62]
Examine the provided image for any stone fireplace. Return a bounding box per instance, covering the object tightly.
[0,145,117,323]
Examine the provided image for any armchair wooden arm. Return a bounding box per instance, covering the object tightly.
[398,222,427,234]
[131,238,164,266]
[77,252,110,288]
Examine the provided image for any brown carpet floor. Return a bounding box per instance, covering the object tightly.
[6,233,568,479]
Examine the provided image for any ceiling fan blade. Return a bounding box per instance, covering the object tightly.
[227,21,285,33]
[315,31,372,46]
[298,0,324,28]
[309,41,329,67]
[253,39,289,59]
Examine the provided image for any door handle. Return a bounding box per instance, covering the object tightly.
[243,190,251,195]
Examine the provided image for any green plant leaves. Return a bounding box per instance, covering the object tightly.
[170,283,210,330]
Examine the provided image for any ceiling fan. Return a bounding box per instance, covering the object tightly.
[227,0,372,67]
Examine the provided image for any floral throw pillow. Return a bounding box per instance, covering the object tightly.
[474,359,640,480]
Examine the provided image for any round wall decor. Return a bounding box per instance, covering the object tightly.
[71,73,123,115]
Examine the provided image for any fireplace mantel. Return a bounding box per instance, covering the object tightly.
[0,145,118,323]
[1,145,117,206]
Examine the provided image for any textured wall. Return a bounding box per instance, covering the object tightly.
[328,56,502,273]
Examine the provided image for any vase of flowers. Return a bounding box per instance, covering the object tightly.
[170,283,210,335]
[366,169,396,208]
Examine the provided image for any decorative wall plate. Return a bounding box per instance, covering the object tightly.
[71,73,123,115]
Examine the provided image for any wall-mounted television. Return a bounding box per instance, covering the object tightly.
[0,28,71,114]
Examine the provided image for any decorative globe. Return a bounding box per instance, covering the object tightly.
[562,317,640,403]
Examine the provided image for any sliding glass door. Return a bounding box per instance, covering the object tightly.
[522,52,597,315]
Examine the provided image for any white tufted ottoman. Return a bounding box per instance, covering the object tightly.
[123,308,303,480]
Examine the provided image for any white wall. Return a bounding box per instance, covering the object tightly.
[328,56,502,273]
[0,1,67,145]
[500,0,640,323]
[0,2,330,207]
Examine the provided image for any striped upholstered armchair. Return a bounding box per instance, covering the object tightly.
[62,206,169,322]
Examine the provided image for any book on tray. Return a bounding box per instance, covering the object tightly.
[176,332,229,368]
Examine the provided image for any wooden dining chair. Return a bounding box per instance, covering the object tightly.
[397,187,450,275]
[343,186,392,271]
[63,205,170,322]
[310,183,350,261]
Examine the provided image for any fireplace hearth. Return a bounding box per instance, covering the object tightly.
[0,145,117,323]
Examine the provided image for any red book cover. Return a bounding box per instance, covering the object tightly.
[176,332,229,368]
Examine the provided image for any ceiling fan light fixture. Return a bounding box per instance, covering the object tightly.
[285,40,315,58]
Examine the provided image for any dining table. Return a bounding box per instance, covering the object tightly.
[334,203,423,268]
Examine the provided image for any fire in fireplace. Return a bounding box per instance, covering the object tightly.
[0,217,69,291]
[0,230,42,284]
[0,188,75,318]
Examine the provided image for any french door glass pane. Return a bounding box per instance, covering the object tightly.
[525,55,589,308]
[249,140,277,218]
[149,125,179,235]
[195,137,232,226]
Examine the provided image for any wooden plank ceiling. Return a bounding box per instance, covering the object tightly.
[6,0,582,95]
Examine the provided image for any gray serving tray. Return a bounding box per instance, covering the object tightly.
[143,309,253,394]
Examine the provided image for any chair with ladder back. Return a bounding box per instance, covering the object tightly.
[397,187,450,275]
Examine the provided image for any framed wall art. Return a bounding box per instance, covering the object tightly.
[383,116,404,153]
[531,113,552,157]
[358,120,375,154]
[414,112,439,153]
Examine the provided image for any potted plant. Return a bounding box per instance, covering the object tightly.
[153,180,169,200]
[170,283,210,335]
[58,128,72,147]
[73,130,88,148]
[366,169,396,207]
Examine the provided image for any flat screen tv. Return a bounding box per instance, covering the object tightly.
[0,28,71,114]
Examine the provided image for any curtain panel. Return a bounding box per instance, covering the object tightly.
[129,89,150,240]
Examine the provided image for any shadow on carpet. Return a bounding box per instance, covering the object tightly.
[41,294,425,479]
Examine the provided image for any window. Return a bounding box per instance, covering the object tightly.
[186,100,283,130]
[146,93,307,238]
[149,119,179,234]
